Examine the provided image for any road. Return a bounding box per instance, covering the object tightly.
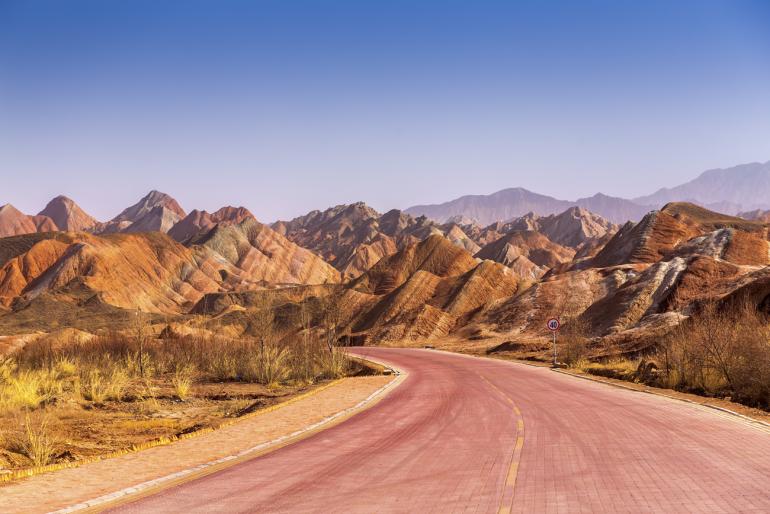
[109,348,770,513]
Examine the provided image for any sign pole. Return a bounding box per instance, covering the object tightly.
[546,317,560,368]
[552,330,557,367]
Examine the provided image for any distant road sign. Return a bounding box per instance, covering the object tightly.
[547,318,560,332]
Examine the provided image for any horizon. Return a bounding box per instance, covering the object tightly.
[2,158,770,224]
[2,1,770,221]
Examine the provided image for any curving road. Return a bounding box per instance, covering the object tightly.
[109,348,770,513]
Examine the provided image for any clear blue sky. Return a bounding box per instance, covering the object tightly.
[1,0,769,221]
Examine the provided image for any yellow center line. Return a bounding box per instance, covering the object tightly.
[476,373,525,514]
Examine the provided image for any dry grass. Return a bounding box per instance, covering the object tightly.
[171,366,195,400]
[0,321,368,474]
[80,366,128,403]
[6,413,58,467]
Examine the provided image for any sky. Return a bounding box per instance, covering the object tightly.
[1,0,770,222]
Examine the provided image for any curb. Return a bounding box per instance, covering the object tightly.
[551,368,770,431]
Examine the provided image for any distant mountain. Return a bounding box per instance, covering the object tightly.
[123,205,183,234]
[112,190,186,224]
[633,161,770,213]
[168,206,254,242]
[405,188,572,226]
[405,188,649,225]
[575,194,651,224]
[95,190,186,234]
[738,209,770,223]
[0,204,57,237]
[38,196,97,232]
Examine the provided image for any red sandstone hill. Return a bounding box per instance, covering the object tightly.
[94,191,186,234]
[37,196,97,232]
[5,193,770,353]
[0,217,340,318]
[193,234,519,343]
[0,204,57,238]
[189,217,340,286]
[0,232,225,313]
[274,203,478,280]
[168,206,254,242]
[474,230,575,280]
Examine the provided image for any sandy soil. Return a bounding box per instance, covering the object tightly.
[1,380,321,471]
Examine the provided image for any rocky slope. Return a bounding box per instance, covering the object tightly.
[0,232,226,313]
[274,203,477,279]
[190,217,341,285]
[474,231,574,280]
[168,206,254,242]
[196,235,519,343]
[0,217,341,318]
[0,205,58,237]
[95,191,186,234]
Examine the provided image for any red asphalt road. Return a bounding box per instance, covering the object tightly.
[109,348,770,513]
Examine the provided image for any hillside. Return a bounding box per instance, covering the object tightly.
[0,204,57,237]
[190,217,341,285]
[168,206,254,242]
[95,191,186,234]
[0,231,225,314]
[274,203,476,279]
[474,231,574,280]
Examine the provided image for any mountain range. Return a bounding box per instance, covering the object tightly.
[3,158,770,355]
[405,160,770,225]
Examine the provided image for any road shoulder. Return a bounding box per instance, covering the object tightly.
[1,374,397,514]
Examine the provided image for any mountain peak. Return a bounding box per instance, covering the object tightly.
[112,191,186,224]
[38,195,97,232]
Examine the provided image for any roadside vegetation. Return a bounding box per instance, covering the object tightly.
[0,305,364,475]
[565,299,770,410]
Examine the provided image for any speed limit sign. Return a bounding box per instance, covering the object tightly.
[547,318,560,332]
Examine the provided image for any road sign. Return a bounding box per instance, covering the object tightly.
[547,318,560,332]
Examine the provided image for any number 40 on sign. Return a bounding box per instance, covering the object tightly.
[547,318,560,332]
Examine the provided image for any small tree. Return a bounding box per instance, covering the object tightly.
[561,317,590,367]
[322,298,341,354]
[132,312,148,378]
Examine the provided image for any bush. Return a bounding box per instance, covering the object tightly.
[317,348,351,379]
[171,366,195,400]
[658,299,770,407]
[241,343,289,387]
[8,413,57,467]
[560,318,590,367]
[80,366,128,403]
